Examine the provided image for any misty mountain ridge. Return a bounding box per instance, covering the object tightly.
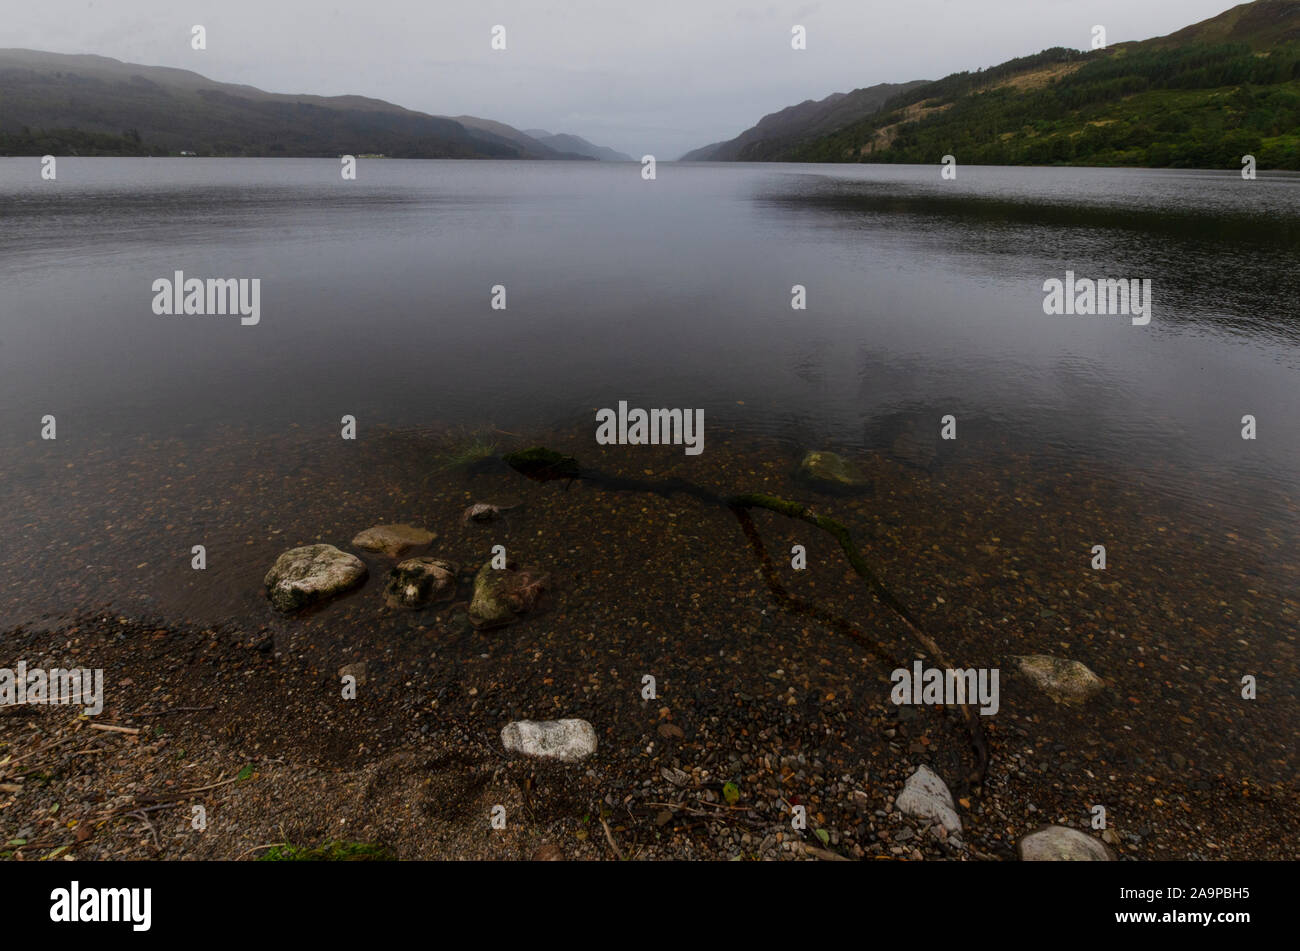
[679,80,929,161]
[524,130,634,161]
[0,48,626,160]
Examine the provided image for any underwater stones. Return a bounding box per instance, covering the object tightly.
[468,559,549,628]
[796,450,869,492]
[463,503,502,524]
[351,523,436,558]
[501,719,597,762]
[338,661,367,686]
[461,500,522,525]
[384,557,459,609]
[264,544,367,612]
[890,428,939,470]
[1018,826,1114,861]
[895,765,962,833]
[1012,654,1105,704]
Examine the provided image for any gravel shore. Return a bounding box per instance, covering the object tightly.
[2,425,1296,860]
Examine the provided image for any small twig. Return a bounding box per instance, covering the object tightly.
[644,800,750,813]
[0,734,79,771]
[236,842,287,862]
[636,803,766,827]
[124,706,215,718]
[599,815,625,861]
[89,724,140,735]
[128,810,160,849]
[799,842,851,862]
[92,800,189,822]
[140,774,243,801]
[92,773,246,818]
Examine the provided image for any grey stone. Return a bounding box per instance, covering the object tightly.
[351,523,435,558]
[895,765,961,833]
[264,544,367,612]
[1018,826,1113,861]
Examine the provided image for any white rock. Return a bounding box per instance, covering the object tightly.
[895,765,961,833]
[1018,825,1113,861]
[501,719,597,763]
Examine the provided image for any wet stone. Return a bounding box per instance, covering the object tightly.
[1012,654,1105,704]
[384,557,459,609]
[469,560,549,628]
[796,450,869,492]
[351,523,436,558]
[264,544,367,612]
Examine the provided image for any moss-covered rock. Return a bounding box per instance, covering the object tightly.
[796,450,869,492]
[1011,654,1105,704]
[469,559,549,628]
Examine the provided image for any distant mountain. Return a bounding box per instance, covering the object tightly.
[784,0,1300,169]
[680,81,929,161]
[523,129,634,161]
[449,116,595,160]
[0,49,606,160]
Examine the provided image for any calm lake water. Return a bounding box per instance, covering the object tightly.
[0,158,1297,628]
[2,159,1298,463]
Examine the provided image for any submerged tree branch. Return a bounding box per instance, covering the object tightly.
[505,447,988,788]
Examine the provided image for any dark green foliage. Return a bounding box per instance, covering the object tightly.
[0,126,153,156]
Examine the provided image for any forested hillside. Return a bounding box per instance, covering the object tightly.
[790,40,1300,168]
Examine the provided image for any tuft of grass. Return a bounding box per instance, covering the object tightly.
[256,840,394,862]
[435,427,500,472]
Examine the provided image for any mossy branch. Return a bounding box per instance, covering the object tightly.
[729,493,988,787]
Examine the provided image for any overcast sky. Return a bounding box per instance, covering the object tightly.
[7,0,1241,158]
